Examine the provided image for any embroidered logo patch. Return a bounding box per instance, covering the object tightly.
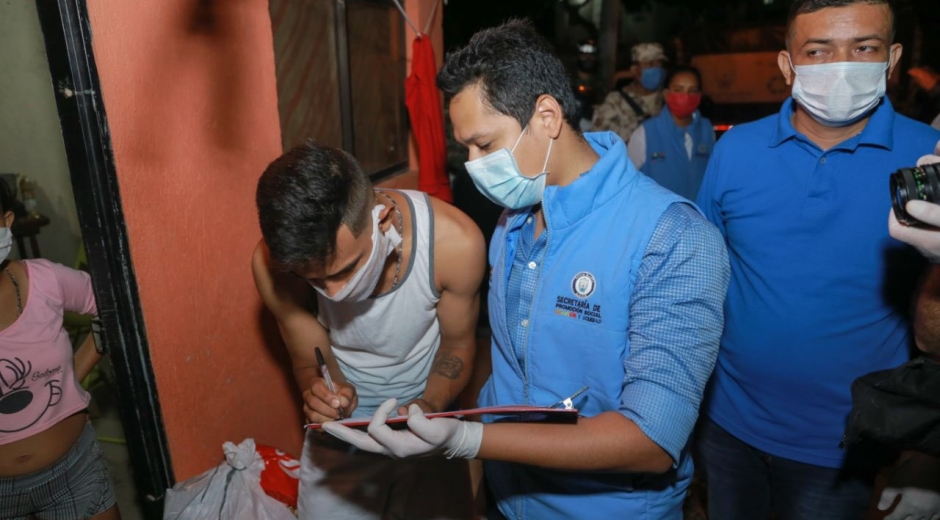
[571,272,596,299]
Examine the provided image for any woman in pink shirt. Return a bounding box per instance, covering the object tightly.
[0,180,120,519]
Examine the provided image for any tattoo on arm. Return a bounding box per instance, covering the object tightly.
[432,353,464,380]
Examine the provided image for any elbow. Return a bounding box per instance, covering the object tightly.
[612,446,674,474]
[641,451,674,475]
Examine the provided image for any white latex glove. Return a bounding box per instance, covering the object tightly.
[890,201,940,263]
[916,154,940,167]
[322,398,483,459]
[888,148,940,262]
[878,487,940,520]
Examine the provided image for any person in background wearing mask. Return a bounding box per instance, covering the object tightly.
[0,180,120,520]
[592,42,667,143]
[695,0,940,518]
[323,20,730,520]
[573,40,601,132]
[251,142,485,520]
[627,65,715,200]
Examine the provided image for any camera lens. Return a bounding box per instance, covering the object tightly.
[890,163,940,226]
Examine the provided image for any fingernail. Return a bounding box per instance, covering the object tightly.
[332,399,340,408]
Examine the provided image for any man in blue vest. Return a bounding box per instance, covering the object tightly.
[324,20,730,520]
[695,1,940,518]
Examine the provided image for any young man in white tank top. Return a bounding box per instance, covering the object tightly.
[252,142,485,519]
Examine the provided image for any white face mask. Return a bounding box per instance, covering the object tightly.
[464,125,553,210]
[312,204,402,303]
[0,227,11,264]
[790,55,890,127]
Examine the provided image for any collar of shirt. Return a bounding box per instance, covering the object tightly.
[769,97,895,152]
[539,131,641,231]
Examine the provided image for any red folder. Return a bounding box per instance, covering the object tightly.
[305,405,579,430]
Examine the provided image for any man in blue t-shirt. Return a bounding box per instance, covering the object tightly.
[695,0,940,519]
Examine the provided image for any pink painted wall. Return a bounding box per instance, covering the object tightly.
[86,0,442,479]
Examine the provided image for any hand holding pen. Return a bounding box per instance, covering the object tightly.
[315,347,347,420]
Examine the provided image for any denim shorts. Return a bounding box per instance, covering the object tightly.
[0,421,117,520]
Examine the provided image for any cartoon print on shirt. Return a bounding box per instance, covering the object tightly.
[0,357,63,433]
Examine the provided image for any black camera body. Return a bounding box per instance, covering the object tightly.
[890,163,940,226]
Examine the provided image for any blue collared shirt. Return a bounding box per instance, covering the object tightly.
[506,212,546,366]
[697,97,940,467]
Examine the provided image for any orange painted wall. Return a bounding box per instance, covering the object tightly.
[86,0,442,479]
[86,0,301,479]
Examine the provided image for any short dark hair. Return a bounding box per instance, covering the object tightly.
[665,65,702,90]
[256,141,373,271]
[787,0,894,47]
[0,178,13,215]
[437,19,580,132]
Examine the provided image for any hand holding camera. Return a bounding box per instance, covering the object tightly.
[890,147,940,263]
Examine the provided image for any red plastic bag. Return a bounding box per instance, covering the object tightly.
[256,444,300,509]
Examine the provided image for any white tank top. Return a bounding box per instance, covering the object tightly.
[315,190,441,417]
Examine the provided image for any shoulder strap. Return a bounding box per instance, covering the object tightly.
[618,90,648,121]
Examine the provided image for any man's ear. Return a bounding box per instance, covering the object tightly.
[2,211,13,229]
[887,43,903,80]
[778,50,794,86]
[532,94,564,140]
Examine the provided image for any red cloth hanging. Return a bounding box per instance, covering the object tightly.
[405,35,452,203]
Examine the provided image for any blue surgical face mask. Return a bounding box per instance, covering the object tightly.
[464,125,553,210]
[640,66,665,91]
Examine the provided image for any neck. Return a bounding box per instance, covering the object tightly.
[545,130,601,188]
[792,104,871,151]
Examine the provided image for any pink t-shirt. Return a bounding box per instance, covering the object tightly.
[0,259,96,445]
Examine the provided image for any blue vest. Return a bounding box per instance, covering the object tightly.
[640,108,714,200]
[480,132,692,520]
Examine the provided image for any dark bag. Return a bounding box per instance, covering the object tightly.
[843,357,940,457]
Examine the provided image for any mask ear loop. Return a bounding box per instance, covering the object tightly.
[510,124,529,154]
[541,138,554,173]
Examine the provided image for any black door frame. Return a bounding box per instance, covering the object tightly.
[33,1,173,518]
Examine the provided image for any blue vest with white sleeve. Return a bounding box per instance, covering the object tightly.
[479,131,693,520]
[640,107,714,200]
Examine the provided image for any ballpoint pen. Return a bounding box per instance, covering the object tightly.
[315,347,345,419]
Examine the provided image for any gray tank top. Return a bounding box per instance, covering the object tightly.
[315,190,440,417]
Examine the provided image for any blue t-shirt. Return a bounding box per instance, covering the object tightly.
[696,98,939,467]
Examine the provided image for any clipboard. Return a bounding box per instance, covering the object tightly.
[305,404,580,430]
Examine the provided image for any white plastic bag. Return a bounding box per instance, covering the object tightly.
[163,438,296,520]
